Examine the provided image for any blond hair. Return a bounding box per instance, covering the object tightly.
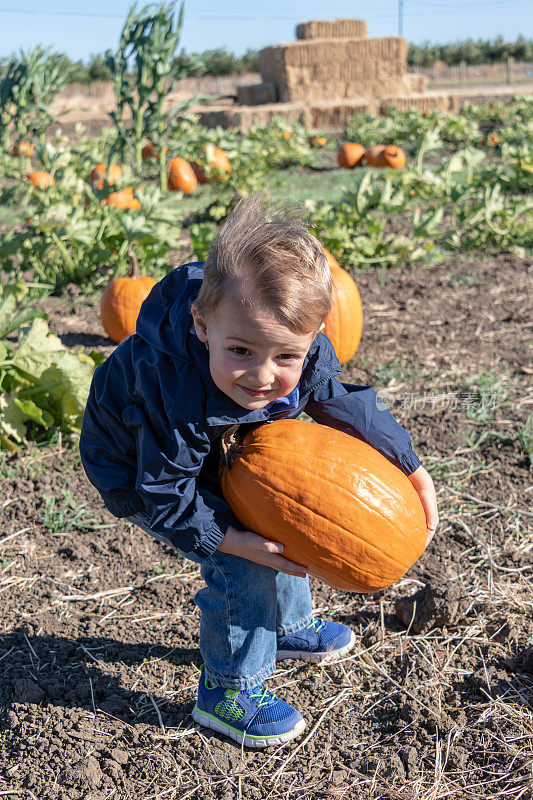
[194,192,331,334]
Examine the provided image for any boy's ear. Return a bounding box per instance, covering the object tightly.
[319,322,325,332]
[191,303,208,342]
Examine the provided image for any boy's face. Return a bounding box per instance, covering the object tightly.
[191,297,321,410]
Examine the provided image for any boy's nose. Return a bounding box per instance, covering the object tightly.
[248,361,275,388]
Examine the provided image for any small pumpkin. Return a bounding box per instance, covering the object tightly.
[374,145,406,170]
[322,248,363,364]
[220,419,427,593]
[487,132,501,148]
[11,141,34,157]
[167,156,197,194]
[337,143,365,168]
[26,170,55,189]
[100,248,157,343]
[142,143,168,161]
[309,135,327,148]
[105,187,140,210]
[192,146,231,184]
[142,143,155,161]
[89,162,122,189]
[364,145,386,166]
[282,131,291,140]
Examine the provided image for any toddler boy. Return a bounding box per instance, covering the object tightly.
[80,193,438,747]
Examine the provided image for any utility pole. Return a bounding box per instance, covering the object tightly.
[399,0,404,38]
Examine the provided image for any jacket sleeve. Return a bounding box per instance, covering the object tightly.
[121,401,240,558]
[79,347,238,560]
[304,378,421,475]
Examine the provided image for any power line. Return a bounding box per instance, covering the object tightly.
[0,1,527,20]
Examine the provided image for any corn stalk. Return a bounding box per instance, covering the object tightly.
[0,47,67,148]
[107,2,192,188]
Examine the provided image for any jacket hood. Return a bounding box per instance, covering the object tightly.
[135,262,204,360]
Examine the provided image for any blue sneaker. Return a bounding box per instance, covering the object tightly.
[192,670,306,748]
[276,617,356,663]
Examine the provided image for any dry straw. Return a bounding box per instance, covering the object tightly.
[296,19,367,40]
[259,38,408,103]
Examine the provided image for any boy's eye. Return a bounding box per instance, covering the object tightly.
[277,353,300,361]
[229,346,250,356]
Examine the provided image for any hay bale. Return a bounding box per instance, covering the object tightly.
[259,37,408,103]
[403,74,428,93]
[237,82,277,106]
[196,99,380,132]
[309,99,377,127]
[379,93,454,114]
[296,19,367,40]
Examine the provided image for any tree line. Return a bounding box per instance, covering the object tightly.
[408,36,533,66]
[1,37,532,85]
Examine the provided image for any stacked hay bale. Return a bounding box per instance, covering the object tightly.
[196,19,461,129]
[295,19,367,40]
[257,37,421,103]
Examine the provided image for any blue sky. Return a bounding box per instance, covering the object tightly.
[0,1,531,61]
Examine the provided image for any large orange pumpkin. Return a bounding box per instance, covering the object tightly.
[26,170,55,189]
[323,248,363,364]
[375,145,406,169]
[192,146,231,184]
[220,419,427,593]
[167,156,197,194]
[364,145,386,166]
[337,143,365,168]
[100,249,157,343]
[11,141,34,157]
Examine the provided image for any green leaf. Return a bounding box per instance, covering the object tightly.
[11,317,65,379]
[34,350,96,430]
[88,349,107,367]
[12,397,54,429]
[0,392,29,444]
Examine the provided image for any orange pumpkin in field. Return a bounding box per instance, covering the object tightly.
[192,146,231,184]
[337,143,365,168]
[26,170,55,189]
[220,419,427,592]
[322,248,363,364]
[105,187,140,210]
[309,136,328,148]
[142,142,168,160]
[364,145,386,166]
[167,156,197,194]
[11,141,34,157]
[89,162,122,189]
[374,145,406,170]
[100,249,157,343]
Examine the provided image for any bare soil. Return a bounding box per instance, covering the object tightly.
[0,252,532,799]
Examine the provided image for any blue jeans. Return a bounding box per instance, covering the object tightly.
[127,511,313,689]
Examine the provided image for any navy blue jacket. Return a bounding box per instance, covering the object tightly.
[80,263,421,559]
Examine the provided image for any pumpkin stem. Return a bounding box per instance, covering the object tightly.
[220,425,244,471]
[127,246,140,279]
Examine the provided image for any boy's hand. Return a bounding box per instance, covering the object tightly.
[407,465,439,546]
[218,526,308,577]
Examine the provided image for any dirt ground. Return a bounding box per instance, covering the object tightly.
[0,251,531,799]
